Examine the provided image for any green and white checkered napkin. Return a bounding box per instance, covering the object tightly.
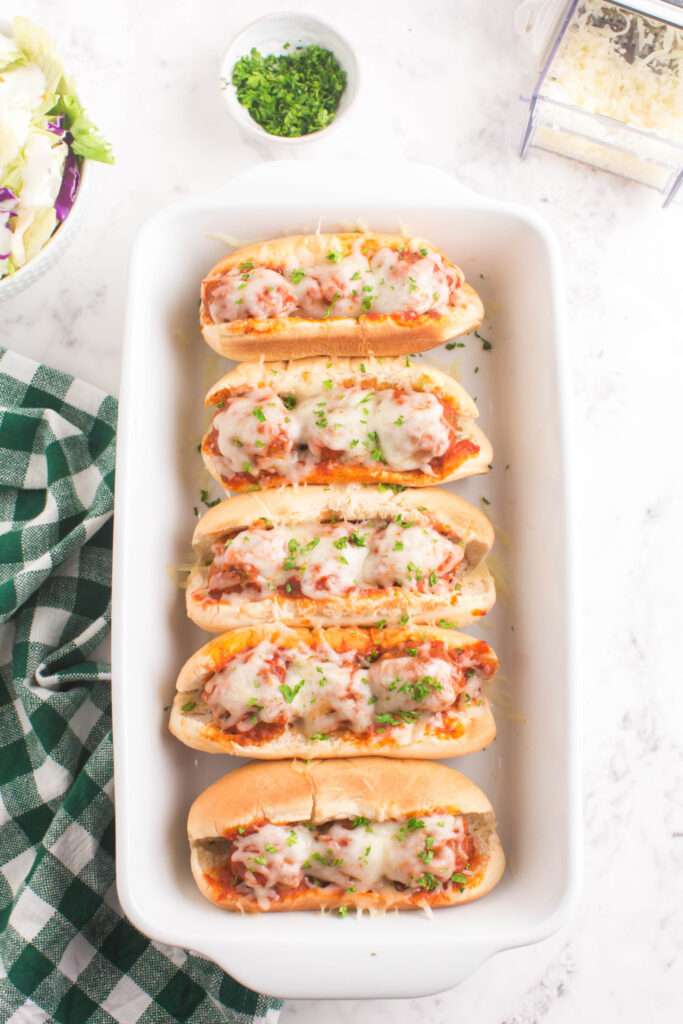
[0,349,281,1023]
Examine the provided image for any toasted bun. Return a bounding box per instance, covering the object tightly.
[188,758,504,912]
[169,624,498,759]
[187,485,495,632]
[202,356,493,490]
[199,234,484,361]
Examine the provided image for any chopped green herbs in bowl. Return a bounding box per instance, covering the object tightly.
[221,14,359,143]
[232,45,346,138]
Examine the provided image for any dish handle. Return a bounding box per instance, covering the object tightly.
[186,936,500,1000]
[221,158,488,208]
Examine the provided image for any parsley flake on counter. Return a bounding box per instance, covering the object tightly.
[231,45,347,138]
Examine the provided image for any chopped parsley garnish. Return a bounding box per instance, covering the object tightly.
[399,612,409,625]
[265,843,278,853]
[428,571,438,587]
[282,394,297,410]
[395,818,425,841]
[375,712,399,725]
[451,872,468,887]
[287,830,298,846]
[199,489,221,508]
[333,536,348,550]
[406,561,423,582]
[309,732,328,741]
[238,260,254,272]
[481,496,491,506]
[231,45,347,138]
[351,271,361,281]
[375,619,387,630]
[418,837,435,864]
[349,531,366,547]
[419,247,428,257]
[323,378,333,389]
[361,295,373,312]
[416,872,439,892]
[350,817,371,829]
[437,619,457,629]
[327,250,341,263]
[393,415,405,426]
[252,406,266,422]
[408,276,417,293]
[279,679,305,704]
[399,675,443,703]
[181,700,197,713]
[290,269,306,284]
[251,855,267,866]
[305,850,343,868]
[377,483,406,493]
[475,330,493,351]
[242,462,254,475]
[338,905,349,917]
[364,431,386,463]
[393,541,404,552]
[445,341,465,350]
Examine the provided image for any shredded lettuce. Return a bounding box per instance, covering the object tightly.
[22,206,57,262]
[0,154,24,195]
[11,18,114,165]
[51,86,114,164]
[0,31,25,73]
[11,17,63,96]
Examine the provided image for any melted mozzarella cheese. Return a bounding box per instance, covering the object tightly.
[201,638,481,736]
[213,388,299,476]
[209,267,298,321]
[204,641,295,730]
[283,648,373,736]
[297,388,370,458]
[231,824,314,909]
[373,390,451,472]
[208,239,462,323]
[212,528,290,590]
[363,522,463,589]
[368,655,458,716]
[210,519,464,599]
[230,814,470,905]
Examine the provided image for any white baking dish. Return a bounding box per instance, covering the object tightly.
[112,161,580,999]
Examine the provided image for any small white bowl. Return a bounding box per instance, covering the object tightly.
[221,12,359,145]
[0,18,91,303]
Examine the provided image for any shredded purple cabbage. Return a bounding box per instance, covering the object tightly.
[55,148,80,223]
[46,116,65,136]
[0,187,17,205]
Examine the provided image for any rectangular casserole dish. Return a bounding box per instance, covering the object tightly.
[112,161,580,999]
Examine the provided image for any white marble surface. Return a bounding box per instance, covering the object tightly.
[3,0,683,1020]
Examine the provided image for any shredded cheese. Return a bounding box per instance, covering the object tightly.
[545,0,683,139]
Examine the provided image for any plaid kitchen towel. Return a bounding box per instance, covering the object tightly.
[0,349,281,1023]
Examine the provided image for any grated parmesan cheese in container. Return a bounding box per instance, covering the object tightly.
[544,1,683,140]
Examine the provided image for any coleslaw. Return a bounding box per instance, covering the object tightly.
[0,17,113,280]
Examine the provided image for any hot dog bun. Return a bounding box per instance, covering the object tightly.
[186,485,495,632]
[169,624,498,759]
[201,356,493,491]
[200,233,484,361]
[188,758,505,912]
